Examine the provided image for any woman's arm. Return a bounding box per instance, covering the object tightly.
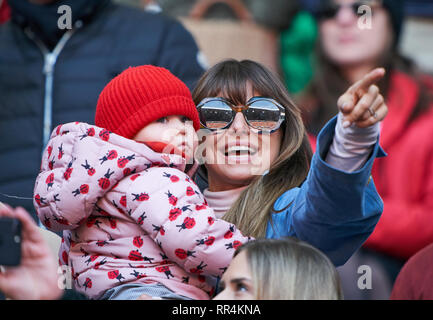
[267,69,388,267]
[289,116,386,266]
[325,113,380,172]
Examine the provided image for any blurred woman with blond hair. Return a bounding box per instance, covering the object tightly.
[214,238,343,300]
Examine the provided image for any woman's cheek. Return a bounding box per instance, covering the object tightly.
[195,132,217,165]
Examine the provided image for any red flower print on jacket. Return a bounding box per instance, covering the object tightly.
[153,224,165,236]
[98,169,115,190]
[99,129,110,141]
[72,184,89,196]
[83,277,92,290]
[196,236,215,246]
[176,217,196,232]
[128,249,143,261]
[107,270,125,282]
[155,266,174,279]
[81,160,96,176]
[163,172,180,183]
[119,195,127,207]
[133,236,143,248]
[63,159,75,180]
[47,145,53,157]
[169,207,182,221]
[117,154,135,168]
[224,225,235,239]
[132,192,149,201]
[99,150,118,165]
[225,240,243,250]
[190,261,207,275]
[186,186,195,196]
[166,190,178,206]
[80,127,95,140]
[175,248,196,260]
[45,173,54,190]
[58,143,64,159]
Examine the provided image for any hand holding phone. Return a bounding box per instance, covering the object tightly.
[0,217,22,266]
[0,203,62,300]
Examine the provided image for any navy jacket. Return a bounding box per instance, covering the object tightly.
[0,2,205,218]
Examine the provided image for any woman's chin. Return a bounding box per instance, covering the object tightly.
[224,153,253,165]
[206,163,265,190]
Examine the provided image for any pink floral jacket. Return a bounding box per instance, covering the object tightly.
[34,122,250,299]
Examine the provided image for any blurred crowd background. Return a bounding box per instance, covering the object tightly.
[3,0,432,80]
[116,0,433,80]
[1,0,432,300]
[109,0,433,301]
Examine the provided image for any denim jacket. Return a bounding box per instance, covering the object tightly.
[267,116,386,266]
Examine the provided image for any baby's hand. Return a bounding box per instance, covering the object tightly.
[338,68,388,128]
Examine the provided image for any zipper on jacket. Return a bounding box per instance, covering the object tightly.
[24,22,82,152]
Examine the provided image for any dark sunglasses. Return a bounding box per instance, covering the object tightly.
[318,0,382,20]
[197,96,286,133]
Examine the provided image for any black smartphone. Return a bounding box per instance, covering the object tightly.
[0,217,22,266]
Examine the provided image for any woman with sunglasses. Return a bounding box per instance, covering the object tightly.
[300,0,433,298]
[192,59,387,268]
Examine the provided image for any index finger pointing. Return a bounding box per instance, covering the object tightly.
[347,68,386,95]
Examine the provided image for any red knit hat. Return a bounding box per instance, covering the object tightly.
[95,65,200,139]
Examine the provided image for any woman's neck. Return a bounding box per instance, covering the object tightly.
[340,63,375,83]
[207,174,251,192]
[203,186,247,219]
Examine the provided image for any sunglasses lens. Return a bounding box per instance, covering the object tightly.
[245,100,282,130]
[319,1,368,19]
[319,3,339,19]
[199,99,233,130]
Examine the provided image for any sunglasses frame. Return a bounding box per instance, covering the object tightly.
[318,0,382,20]
[197,96,286,134]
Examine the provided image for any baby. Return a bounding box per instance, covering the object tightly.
[34,65,250,300]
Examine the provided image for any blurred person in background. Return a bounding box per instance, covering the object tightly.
[0,0,10,23]
[0,0,205,220]
[213,238,343,300]
[390,242,433,300]
[300,0,433,299]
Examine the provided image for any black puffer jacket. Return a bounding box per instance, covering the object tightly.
[0,0,205,219]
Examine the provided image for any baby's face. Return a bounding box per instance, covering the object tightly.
[133,115,198,161]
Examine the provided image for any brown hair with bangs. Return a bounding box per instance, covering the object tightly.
[192,59,313,238]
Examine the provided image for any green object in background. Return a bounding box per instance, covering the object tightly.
[280,11,318,94]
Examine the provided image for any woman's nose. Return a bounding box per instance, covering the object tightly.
[228,112,249,134]
[336,5,358,26]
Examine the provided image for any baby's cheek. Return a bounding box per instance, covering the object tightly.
[160,127,178,143]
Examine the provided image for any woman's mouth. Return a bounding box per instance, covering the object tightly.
[223,145,258,164]
[225,145,257,156]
